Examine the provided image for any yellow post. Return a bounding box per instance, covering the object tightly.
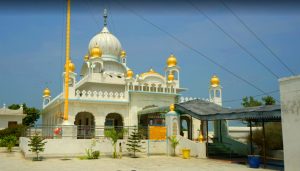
[64,0,71,121]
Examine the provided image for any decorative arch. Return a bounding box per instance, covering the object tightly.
[180,115,192,140]
[105,113,124,139]
[74,112,95,139]
[92,62,103,73]
[105,113,124,128]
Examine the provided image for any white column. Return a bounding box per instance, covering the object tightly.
[279,75,300,171]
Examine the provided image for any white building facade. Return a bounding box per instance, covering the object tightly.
[0,104,25,130]
[42,15,184,132]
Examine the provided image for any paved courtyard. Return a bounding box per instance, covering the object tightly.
[0,151,275,171]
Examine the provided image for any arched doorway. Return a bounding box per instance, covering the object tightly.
[105,113,123,128]
[180,115,192,140]
[105,113,124,138]
[74,112,95,139]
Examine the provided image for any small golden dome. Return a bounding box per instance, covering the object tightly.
[167,54,177,67]
[90,47,102,58]
[168,72,174,81]
[210,75,220,87]
[84,54,89,61]
[120,50,126,58]
[127,69,133,78]
[69,60,75,72]
[43,88,51,97]
[169,104,175,111]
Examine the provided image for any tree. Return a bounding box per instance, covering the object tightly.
[262,96,276,105]
[28,133,47,161]
[126,128,143,158]
[8,103,40,126]
[104,128,125,158]
[242,96,262,107]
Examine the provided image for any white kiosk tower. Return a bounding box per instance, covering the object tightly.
[209,75,228,142]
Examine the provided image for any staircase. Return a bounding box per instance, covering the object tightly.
[208,143,245,159]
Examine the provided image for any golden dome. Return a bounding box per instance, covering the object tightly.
[84,54,89,61]
[169,104,175,111]
[210,75,220,87]
[127,69,133,78]
[69,60,75,72]
[167,54,177,67]
[65,60,75,72]
[168,72,174,81]
[90,47,102,58]
[120,50,126,58]
[140,68,163,78]
[43,88,51,97]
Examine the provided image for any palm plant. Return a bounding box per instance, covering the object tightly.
[169,136,179,156]
[104,128,125,158]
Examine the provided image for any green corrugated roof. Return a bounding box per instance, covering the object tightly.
[137,106,170,115]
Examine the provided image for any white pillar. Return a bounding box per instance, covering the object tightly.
[279,75,300,171]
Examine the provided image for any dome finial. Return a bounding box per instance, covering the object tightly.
[103,8,108,26]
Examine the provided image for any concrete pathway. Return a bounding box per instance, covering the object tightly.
[0,151,275,171]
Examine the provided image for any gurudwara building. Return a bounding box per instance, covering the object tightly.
[41,10,223,139]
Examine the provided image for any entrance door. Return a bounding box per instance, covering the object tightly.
[74,112,95,139]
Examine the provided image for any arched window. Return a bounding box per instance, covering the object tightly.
[216,90,221,98]
[92,62,102,73]
[210,90,214,98]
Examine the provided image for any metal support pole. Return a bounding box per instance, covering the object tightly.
[249,120,253,155]
[219,120,222,143]
[206,120,209,157]
[262,120,266,168]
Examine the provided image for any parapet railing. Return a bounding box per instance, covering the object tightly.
[74,90,128,101]
[25,125,149,139]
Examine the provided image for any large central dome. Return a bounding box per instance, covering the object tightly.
[88,26,122,61]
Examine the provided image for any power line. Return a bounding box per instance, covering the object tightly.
[113,0,280,103]
[219,0,295,76]
[186,0,280,79]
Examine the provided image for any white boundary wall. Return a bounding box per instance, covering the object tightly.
[176,135,206,158]
[20,136,206,158]
[279,75,300,171]
[20,137,166,158]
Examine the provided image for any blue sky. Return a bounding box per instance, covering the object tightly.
[0,0,299,109]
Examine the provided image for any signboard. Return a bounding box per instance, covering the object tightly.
[149,126,167,140]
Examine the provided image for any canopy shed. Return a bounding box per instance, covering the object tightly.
[175,99,281,168]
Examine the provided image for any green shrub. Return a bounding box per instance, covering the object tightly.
[248,122,283,155]
[0,124,27,139]
[1,135,17,152]
[92,151,100,159]
[84,139,100,159]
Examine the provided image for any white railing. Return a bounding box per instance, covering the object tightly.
[179,97,211,103]
[75,90,127,101]
[128,84,177,94]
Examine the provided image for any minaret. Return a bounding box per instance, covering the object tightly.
[208,75,228,142]
[209,75,222,106]
[165,54,180,88]
[43,88,51,108]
